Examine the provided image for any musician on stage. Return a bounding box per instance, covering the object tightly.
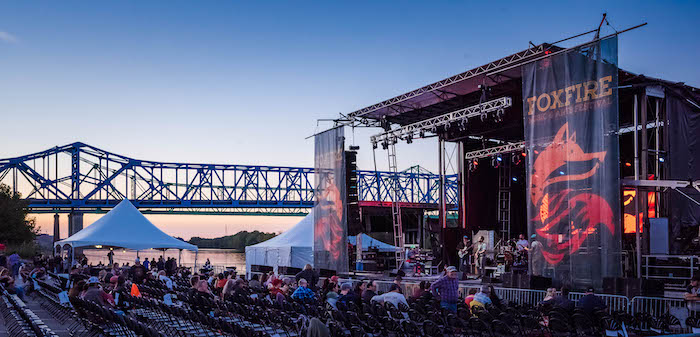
[516,234,529,253]
[475,236,487,278]
[456,236,471,274]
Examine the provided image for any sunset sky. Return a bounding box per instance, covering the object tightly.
[1,1,697,239]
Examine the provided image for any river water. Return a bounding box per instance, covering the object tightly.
[82,248,247,272]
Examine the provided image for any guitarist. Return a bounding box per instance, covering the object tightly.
[474,236,487,278]
[456,236,472,274]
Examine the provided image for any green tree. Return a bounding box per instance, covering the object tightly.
[0,184,37,244]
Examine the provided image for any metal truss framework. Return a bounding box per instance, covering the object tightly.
[0,143,458,216]
[370,97,513,147]
[464,121,667,161]
[465,142,526,161]
[346,45,546,121]
[356,170,458,207]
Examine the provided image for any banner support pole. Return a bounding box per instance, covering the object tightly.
[634,94,642,278]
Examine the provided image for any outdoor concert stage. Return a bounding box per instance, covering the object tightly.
[314,23,700,293]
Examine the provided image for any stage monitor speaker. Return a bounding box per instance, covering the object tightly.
[650,218,669,255]
[529,275,552,290]
[502,272,515,287]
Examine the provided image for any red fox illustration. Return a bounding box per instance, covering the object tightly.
[530,123,615,265]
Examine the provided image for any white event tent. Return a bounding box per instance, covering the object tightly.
[55,199,198,263]
[245,211,313,276]
[245,211,399,276]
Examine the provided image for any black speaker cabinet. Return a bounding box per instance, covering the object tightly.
[501,272,515,287]
[530,275,552,290]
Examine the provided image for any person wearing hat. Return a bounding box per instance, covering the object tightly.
[371,283,408,316]
[577,286,606,314]
[430,266,460,312]
[337,282,359,308]
[456,235,472,275]
[685,275,700,313]
[82,276,114,307]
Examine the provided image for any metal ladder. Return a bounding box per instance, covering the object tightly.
[387,142,405,269]
[498,160,512,240]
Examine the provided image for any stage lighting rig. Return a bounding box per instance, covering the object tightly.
[370,97,512,147]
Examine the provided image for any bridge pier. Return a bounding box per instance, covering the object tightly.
[68,211,84,236]
[53,213,60,243]
[69,211,84,257]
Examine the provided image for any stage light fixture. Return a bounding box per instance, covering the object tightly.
[659,157,665,163]
[372,142,378,150]
[521,152,527,157]
[492,156,500,168]
[512,177,518,182]
[419,130,425,138]
[406,135,413,144]
[559,171,565,175]
[496,155,503,162]
[625,162,632,167]
[381,141,388,150]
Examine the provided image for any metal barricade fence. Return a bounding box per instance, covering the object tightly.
[630,296,687,317]
[494,287,547,306]
[569,292,630,314]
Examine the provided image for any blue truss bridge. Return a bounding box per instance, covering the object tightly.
[0,143,457,216]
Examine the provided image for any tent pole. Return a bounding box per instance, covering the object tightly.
[194,251,198,273]
[70,244,75,267]
[178,249,182,267]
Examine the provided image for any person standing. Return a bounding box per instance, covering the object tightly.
[143,258,150,271]
[429,266,460,312]
[475,237,487,278]
[295,264,319,291]
[107,250,114,266]
[456,236,472,275]
[528,234,544,276]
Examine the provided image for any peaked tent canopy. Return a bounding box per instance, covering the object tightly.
[55,199,197,251]
[348,233,398,253]
[245,211,313,275]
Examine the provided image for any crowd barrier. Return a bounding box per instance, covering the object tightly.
[340,277,694,319]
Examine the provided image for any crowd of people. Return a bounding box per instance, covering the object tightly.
[0,250,638,337]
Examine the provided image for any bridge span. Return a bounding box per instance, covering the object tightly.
[0,143,457,217]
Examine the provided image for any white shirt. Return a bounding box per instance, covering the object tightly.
[372,291,408,308]
[159,275,173,290]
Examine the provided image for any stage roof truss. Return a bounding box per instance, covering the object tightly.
[370,97,513,147]
[346,45,547,123]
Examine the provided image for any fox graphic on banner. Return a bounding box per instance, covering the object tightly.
[313,127,349,273]
[523,37,622,288]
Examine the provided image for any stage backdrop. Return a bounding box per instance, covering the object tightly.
[523,37,621,288]
[313,126,348,273]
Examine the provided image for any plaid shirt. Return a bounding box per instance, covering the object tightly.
[430,275,459,303]
[291,286,315,300]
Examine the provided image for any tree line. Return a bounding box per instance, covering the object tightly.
[188,230,276,250]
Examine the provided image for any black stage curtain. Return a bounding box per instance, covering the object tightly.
[667,90,700,253]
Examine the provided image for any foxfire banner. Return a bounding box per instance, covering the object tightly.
[313,126,348,273]
[523,37,621,287]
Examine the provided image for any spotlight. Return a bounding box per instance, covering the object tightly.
[521,152,527,157]
[625,162,632,167]
[419,130,425,138]
[372,142,378,150]
[496,155,503,162]
[381,141,388,150]
[559,171,565,175]
[492,156,500,168]
[659,157,665,163]
[512,177,518,182]
[406,135,413,144]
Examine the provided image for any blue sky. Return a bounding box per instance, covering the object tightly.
[1,1,698,238]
